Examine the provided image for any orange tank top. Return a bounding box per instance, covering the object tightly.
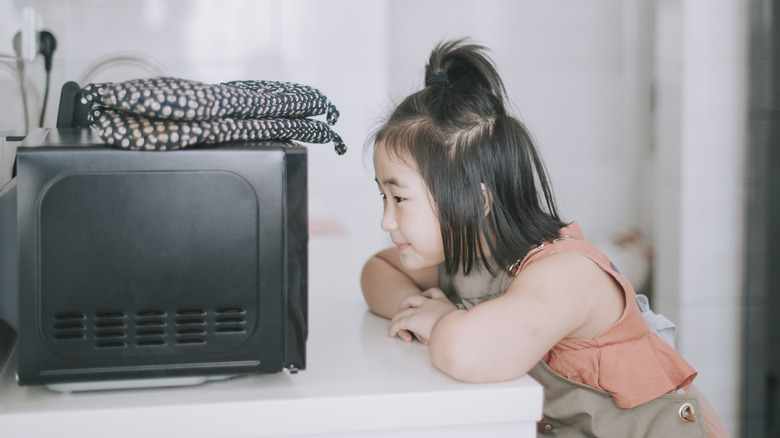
[519,222,697,409]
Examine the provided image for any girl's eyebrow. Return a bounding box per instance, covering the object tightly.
[375,177,403,187]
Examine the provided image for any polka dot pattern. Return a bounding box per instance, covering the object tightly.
[89,105,344,152]
[82,77,346,154]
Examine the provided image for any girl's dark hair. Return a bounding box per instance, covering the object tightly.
[373,38,567,276]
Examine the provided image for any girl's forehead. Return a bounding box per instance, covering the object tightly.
[374,141,416,171]
[373,143,425,187]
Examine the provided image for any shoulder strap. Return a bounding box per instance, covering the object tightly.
[514,234,612,274]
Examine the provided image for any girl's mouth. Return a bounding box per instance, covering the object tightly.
[395,243,410,251]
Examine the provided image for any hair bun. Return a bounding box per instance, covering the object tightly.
[424,39,507,113]
[425,71,449,86]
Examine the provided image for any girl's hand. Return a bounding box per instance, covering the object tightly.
[388,288,460,344]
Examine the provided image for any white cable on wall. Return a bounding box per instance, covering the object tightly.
[0,54,40,136]
[78,52,171,86]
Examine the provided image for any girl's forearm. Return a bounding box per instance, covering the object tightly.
[427,299,548,383]
[429,311,528,383]
[360,255,424,319]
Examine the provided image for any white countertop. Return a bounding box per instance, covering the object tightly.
[0,232,542,438]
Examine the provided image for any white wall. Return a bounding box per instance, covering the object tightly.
[653,0,747,434]
[0,0,744,434]
[1,0,652,246]
[385,0,648,245]
[0,0,391,257]
[0,0,654,281]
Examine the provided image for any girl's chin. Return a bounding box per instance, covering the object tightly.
[399,253,443,272]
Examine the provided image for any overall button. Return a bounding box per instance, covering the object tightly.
[679,402,696,422]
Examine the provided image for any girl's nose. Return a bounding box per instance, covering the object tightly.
[380,205,396,232]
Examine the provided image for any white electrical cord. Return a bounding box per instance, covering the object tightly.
[0,53,34,135]
[2,50,169,136]
[78,52,170,86]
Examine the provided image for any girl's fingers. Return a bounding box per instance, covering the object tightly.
[399,294,427,310]
[388,310,409,338]
[422,288,446,299]
[392,327,425,344]
[388,308,418,341]
[390,326,414,342]
[390,307,415,324]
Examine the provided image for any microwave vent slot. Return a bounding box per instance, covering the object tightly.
[215,307,247,334]
[94,311,127,349]
[52,312,86,341]
[47,305,250,354]
[134,308,167,347]
[175,308,207,345]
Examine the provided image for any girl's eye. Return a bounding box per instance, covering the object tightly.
[393,196,405,204]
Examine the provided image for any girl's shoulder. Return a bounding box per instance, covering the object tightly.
[518,222,616,276]
[509,222,629,340]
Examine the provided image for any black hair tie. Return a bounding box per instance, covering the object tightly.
[425,71,449,86]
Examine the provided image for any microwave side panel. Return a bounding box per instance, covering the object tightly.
[284,144,307,372]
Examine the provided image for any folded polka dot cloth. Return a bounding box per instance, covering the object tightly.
[82,77,346,154]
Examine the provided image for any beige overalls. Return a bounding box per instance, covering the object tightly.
[438,222,708,437]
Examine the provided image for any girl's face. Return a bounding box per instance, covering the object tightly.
[373,141,445,271]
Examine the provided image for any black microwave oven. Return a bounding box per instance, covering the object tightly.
[0,127,307,391]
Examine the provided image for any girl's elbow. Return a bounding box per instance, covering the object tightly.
[360,258,387,314]
[429,323,488,382]
[430,343,480,382]
[431,346,530,383]
[428,317,533,383]
[434,359,485,383]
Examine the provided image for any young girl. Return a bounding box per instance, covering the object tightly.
[361,39,728,437]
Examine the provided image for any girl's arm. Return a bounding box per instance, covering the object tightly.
[360,247,439,319]
[425,252,623,383]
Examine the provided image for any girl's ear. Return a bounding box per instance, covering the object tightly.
[481,183,492,216]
